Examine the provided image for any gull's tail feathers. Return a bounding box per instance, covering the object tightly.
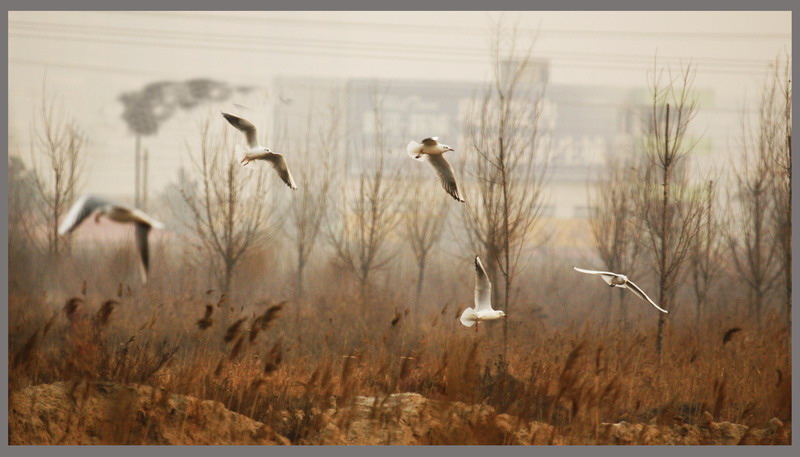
[459,307,478,327]
[406,141,425,161]
[140,262,149,285]
[235,144,253,168]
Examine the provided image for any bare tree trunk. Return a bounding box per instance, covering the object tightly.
[589,142,641,330]
[180,119,272,299]
[500,135,512,355]
[404,170,449,312]
[461,22,550,360]
[783,133,791,334]
[769,55,792,338]
[29,87,86,262]
[633,62,704,355]
[325,89,401,305]
[728,57,785,326]
[655,105,671,355]
[223,260,234,301]
[296,247,306,299]
[286,98,338,301]
[414,257,426,309]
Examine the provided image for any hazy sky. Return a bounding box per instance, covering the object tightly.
[8,11,791,197]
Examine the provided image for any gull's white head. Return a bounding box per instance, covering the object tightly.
[261,146,272,153]
[442,144,454,152]
[482,310,506,321]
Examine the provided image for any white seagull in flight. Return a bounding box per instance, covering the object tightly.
[406,137,464,202]
[221,112,297,190]
[573,267,668,313]
[460,256,507,330]
[58,194,164,282]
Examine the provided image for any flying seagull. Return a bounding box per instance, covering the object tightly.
[221,112,297,190]
[572,267,668,313]
[406,137,464,202]
[460,256,507,330]
[58,194,164,282]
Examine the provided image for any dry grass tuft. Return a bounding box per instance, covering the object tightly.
[722,327,742,344]
[196,305,214,330]
[7,272,792,445]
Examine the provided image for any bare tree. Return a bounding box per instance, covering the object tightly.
[159,166,198,230]
[403,171,450,309]
[688,179,724,321]
[287,101,339,299]
[765,55,792,331]
[325,91,402,301]
[29,89,86,258]
[8,153,40,287]
[728,67,785,322]
[633,62,705,354]
[461,23,550,354]
[179,119,273,296]
[588,151,641,326]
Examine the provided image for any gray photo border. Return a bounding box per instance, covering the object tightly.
[2,1,797,457]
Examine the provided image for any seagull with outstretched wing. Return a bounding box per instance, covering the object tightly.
[573,266,668,313]
[221,112,297,190]
[460,256,507,330]
[407,137,464,202]
[58,194,164,282]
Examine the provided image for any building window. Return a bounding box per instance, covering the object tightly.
[540,205,556,217]
[573,206,595,219]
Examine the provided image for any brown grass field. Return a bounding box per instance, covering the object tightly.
[7,252,792,445]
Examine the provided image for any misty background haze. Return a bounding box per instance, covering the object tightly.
[9,11,790,195]
[7,14,794,442]
[6,10,792,303]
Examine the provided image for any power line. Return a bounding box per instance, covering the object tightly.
[10,56,173,78]
[107,11,791,41]
[9,30,776,77]
[10,19,780,71]
[8,31,488,66]
[11,19,485,57]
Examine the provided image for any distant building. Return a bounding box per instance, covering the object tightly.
[272,60,717,249]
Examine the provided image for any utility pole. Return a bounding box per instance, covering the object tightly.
[142,147,149,210]
[134,134,141,207]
